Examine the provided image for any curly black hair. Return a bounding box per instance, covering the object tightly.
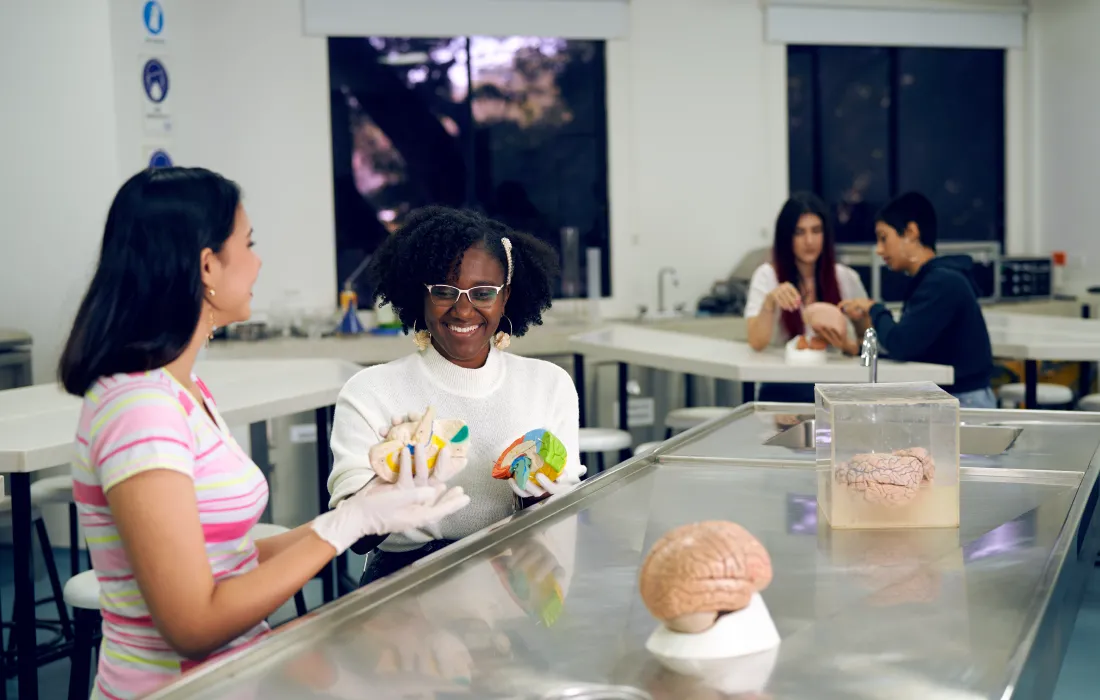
[368,205,560,337]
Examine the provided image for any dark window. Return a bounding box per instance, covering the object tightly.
[328,36,611,303]
[787,46,1005,245]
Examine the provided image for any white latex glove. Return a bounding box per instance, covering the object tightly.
[312,446,470,555]
[391,626,473,684]
[509,465,587,499]
[360,601,475,690]
[382,444,453,542]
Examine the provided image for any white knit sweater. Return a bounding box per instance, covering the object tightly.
[328,343,583,552]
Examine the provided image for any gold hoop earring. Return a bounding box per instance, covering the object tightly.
[493,315,513,350]
[412,321,431,352]
[207,289,217,341]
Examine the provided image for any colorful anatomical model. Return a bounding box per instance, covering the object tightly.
[796,335,829,351]
[639,521,773,634]
[490,547,564,627]
[492,429,567,489]
[368,406,470,483]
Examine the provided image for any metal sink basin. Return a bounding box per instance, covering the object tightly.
[764,420,1023,455]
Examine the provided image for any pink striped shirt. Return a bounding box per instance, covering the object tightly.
[73,369,270,699]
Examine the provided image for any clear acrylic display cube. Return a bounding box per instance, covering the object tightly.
[815,381,960,530]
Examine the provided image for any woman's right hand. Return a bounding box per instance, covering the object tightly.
[767,282,802,312]
[311,446,470,555]
[380,411,467,483]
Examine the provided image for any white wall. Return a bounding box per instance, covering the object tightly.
[1029,0,1100,290]
[170,0,338,316]
[6,0,1097,379]
[608,0,787,315]
[159,0,787,321]
[0,0,121,383]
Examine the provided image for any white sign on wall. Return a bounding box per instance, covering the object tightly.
[143,145,174,169]
[142,1,167,44]
[141,55,172,136]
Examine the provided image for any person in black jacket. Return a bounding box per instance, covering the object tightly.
[839,192,996,408]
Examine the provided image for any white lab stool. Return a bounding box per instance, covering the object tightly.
[634,441,662,457]
[664,406,735,438]
[1078,394,1100,412]
[31,474,83,577]
[65,523,310,699]
[0,497,74,657]
[63,570,101,700]
[998,383,1074,409]
[579,428,632,474]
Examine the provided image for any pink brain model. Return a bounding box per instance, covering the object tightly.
[834,447,936,505]
[639,521,773,634]
[801,302,847,338]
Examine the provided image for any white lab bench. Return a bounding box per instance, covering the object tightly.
[568,325,955,452]
[980,311,1100,407]
[0,358,360,700]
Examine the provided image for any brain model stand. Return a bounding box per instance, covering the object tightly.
[491,428,568,489]
[368,406,470,482]
[638,522,781,692]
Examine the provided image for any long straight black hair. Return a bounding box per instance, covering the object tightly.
[772,192,842,338]
[59,167,241,397]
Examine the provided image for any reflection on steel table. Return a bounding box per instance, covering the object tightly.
[144,405,1100,700]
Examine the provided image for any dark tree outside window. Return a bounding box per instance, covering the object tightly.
[328,36,611,303]
[787,45,1005,246]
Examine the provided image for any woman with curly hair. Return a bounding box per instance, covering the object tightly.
[327,205,585,585]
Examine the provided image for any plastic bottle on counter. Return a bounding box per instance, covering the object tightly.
[1052,251,1067,296]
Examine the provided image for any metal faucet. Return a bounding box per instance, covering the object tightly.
[861,328,879,384]
[657,267,679,314]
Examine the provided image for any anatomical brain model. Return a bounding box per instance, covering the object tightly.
[834,446,936,505]
[368,406,469,483]
[492,429,568,489]
[796,302,847,350]
[639,521,773,634]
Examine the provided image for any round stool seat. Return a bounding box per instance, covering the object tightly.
[634,441,662,456]
[250,523,291,539]
[665,406,735,431]
[579,428,632,452]
[998,383,1074,407]
[30,475,75,506]
[63,570,101,610]
[1078,393,1100,412]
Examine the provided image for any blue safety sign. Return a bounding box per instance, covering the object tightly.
[149,150,173,168]
[143,2,164,35]
[142,59,169,104]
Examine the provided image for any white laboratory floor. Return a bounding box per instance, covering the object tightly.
[2,547,1097,697]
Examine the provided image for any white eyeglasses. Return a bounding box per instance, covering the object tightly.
[424,284,505,309]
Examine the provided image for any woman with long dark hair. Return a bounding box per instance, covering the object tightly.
[743,192,868,402]
[61,167,468,699]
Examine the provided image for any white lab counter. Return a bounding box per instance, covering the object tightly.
[0,358,360,474]
[569,325,953,385]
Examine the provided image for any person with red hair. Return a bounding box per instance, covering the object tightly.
[743,192,868,402]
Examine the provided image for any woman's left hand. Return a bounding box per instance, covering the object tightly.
[839,298,874,320]
[814,324,858,356]
[509,465,587,499]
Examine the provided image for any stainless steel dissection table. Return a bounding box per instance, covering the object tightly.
[145,405,1100,700]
